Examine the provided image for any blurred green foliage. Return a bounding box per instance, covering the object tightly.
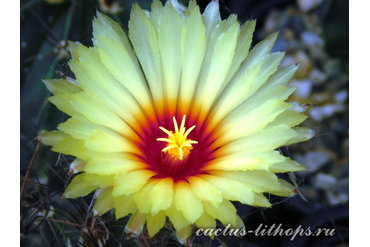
[322,0,349,71]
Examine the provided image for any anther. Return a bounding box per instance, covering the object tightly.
[156,115,197,160]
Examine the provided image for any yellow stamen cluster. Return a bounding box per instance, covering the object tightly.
[157,115,198,160]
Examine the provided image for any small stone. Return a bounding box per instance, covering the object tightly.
[295,151,331,172]
[301,31,324,48]
[309,69,327,84]
[281,50,313,79]
[297,0,323,12]
[289,79,312,99]
[314,173,337,189]
[335,91,348,103]
[309,104,345,121]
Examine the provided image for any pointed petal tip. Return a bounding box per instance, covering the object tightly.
[176,225,193,245]
[268,31,280,43]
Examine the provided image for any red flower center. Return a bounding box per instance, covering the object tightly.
[136,114,216,182]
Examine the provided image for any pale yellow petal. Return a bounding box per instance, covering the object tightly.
[134,179,159,214]
[195,21,239,121]
[236,52,286,102]
[146,211,166,237]
[63,173,98,198]
[269,157,306,173]
[210,170,280,193]
[269,179,295,197]
[48,94,80,117]
[68,92,139,139]
[223,19,256,83]
[84,173,115,188]
[165,201,190,230]
[187,176,223,207]
[210,59,264,131]
[207,38,283,124]
[184,0,197,17]
[149,177,174,215]
[214,99,292,147]
[93,187,114,216]
[148,0,163,31]
[216,65,297,131]
[195,211,216,229]
[285,127,315,145]
[229,66,297,117]
[253,193,272,208]
[93,35,155,119]
[174,180,204,223]
[203,0,221,43]
[158,2,184,115]
[114,193,137,219]
[42,78,82,95]
[125,210,146,237]
[179,5,206,113]
[176,225,193,245]
[84,153,146,175]
[84,129,140,154]
[68,48,146,130]
[208,63,262,131]
[232,215,245,230]
[203,199,237,226]
[206,151,285,171]
[93,11,136,60]
[264,64,299,88]
[92,13,154,116]
[200,174,254,205]
[216,51,285,118]
[52,136,97,162]
[266,109,308,128]
[129,3,164,114]
[215,124,297,156]
[38,130,69,146]
[239,32,278,73]
[113,170,156,197]
[57,116,108,140]
[68,41,99,64]
[69,159,87,174]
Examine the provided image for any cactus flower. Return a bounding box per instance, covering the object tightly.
[39,0,314,244]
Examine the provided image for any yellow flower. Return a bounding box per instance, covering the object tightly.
[99,0,122,15]
[39,0,314,244]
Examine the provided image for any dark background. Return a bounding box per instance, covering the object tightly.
[20,0,348,246]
